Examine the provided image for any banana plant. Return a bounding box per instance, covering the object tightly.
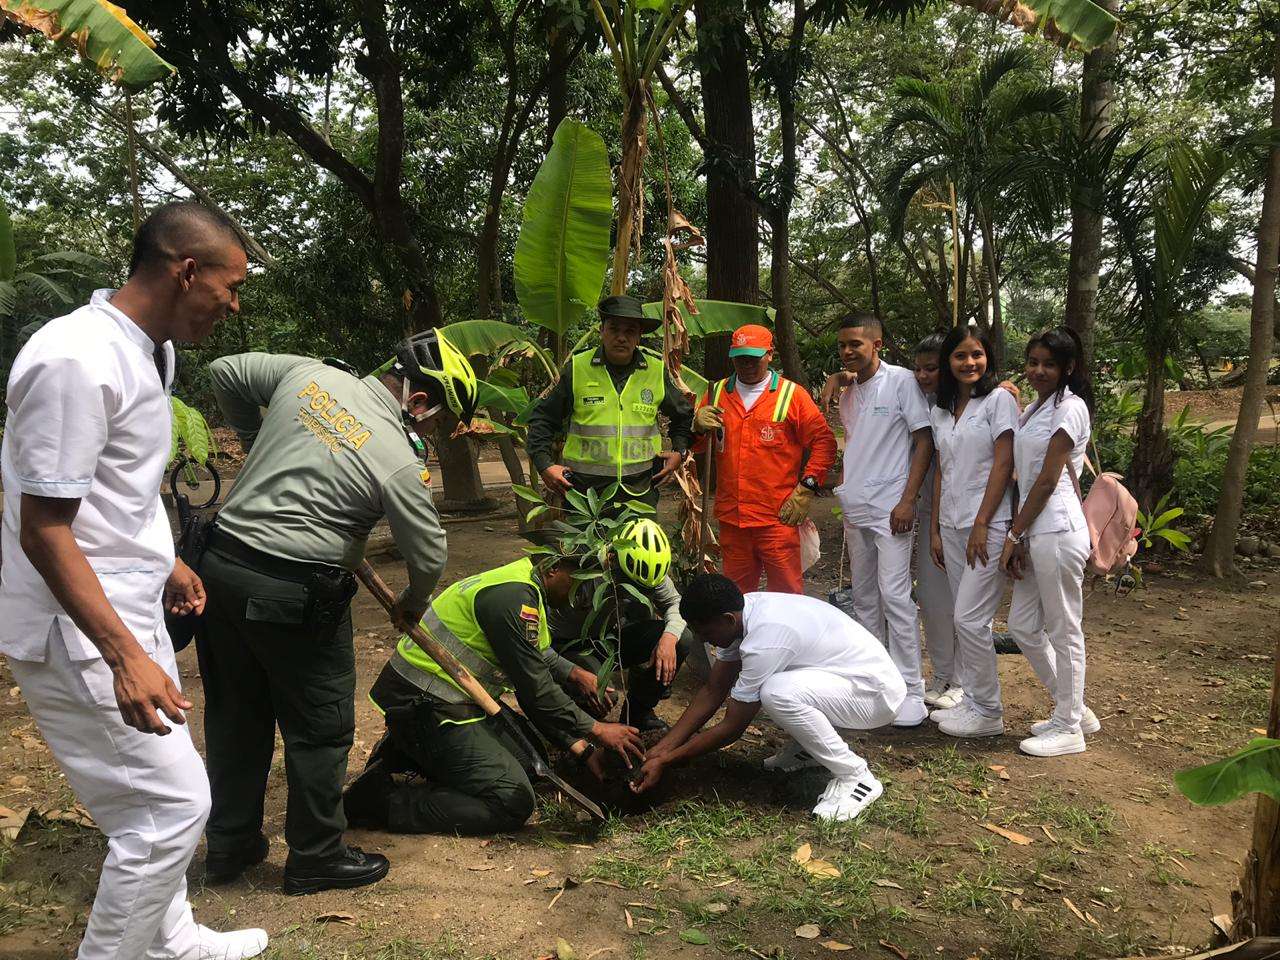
[1,0,174,90]
[588,0,695,295]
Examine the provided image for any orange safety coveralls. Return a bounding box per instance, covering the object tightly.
[693,372,837,594]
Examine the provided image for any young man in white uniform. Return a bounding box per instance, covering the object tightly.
[820,314,933,726]
[0,203,268,960]
[630,575,906,822]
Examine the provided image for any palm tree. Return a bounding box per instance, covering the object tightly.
[1104,140,1238,512]
[881,46,1070,369]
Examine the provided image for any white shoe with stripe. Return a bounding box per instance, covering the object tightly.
[812,774,884,822]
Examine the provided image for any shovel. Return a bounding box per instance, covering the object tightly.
[355,561,607,822]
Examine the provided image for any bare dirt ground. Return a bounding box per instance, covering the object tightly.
[1,497,1278,960]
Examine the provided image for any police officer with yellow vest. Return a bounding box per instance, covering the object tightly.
[527,295,694,507]
[341,554,645,835]
[196,330,477,894]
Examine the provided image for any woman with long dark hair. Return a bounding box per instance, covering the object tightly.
[927,328,1018,739]
[999,327,1099,757]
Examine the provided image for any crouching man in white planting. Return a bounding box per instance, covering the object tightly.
[630,575,906,821]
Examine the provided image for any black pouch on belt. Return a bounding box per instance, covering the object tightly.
[305,566,359,629]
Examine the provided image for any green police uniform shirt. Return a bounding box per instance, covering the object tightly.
[209,353,446,609]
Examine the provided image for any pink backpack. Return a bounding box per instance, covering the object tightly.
[1068,451,1140,577]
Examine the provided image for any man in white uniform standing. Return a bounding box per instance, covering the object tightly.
[0,203,268,960]
[820,313,933,727]
[630,575,906,822]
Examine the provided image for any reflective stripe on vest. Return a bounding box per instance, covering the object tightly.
[710,372,795,422]
[562,349,664,480]
[388,558,551,716]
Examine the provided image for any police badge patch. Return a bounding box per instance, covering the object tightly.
[640,387,654,404]
[519,603,540,644]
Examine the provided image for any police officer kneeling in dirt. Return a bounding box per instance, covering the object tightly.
[196,331,478,894]
[341,554,646,834]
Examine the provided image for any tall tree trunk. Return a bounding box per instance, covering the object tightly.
[612,88,648,295]
[1204,32,1280,580]
[1129,350,1173,512]
[546,25,569,150]
[1064,0,1119,367]
[476,157,512,317]
[695,0,759,383]
[979,211,1005,373]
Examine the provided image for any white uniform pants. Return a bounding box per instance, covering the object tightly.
[915,511,956,688]
[844,522,923,702]
[1007,528,1090,732]
[940,523,1009,718]
[7,626,211,960]
[759,668,906,778]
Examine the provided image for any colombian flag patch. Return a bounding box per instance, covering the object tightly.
[519,604,540,623]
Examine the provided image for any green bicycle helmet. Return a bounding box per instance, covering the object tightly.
[390,328,479,425]
[615,518,672,588]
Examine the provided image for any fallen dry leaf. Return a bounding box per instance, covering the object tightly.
[531,868,552,877]
[1041,825,1058,843]
[982,823,1034,846]
[1063,897,1088,924]
[312,912,356,925]
[879,939,909,960]
[795,924,821,939]
[988,765,1011,781]
[625,908,634,930]
[466,863,496,871]
[803,858,841,879]
[792,843,812,865]
[822,942,853,952]
[705,902,729,914]
[872,879,903,889]
[0,805,31,841]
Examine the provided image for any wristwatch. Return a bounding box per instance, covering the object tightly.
[800,476,820,493]
[577,742,598,766]
[1006,529,1025,545]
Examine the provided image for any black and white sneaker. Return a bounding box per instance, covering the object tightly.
[812,775,884,822]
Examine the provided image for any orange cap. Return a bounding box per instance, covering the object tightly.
[729,324,773,357]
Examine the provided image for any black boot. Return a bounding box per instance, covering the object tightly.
[283,845,390,896]
[342,759,393,829]
[622,704,669,733]
[204,834,270,885]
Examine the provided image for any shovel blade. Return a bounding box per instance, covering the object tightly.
[493,707,606,822]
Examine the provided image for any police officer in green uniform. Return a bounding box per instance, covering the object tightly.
[341,554,645,834]
[195,330,479,894]
[527,294,694,507]
[551,519,693,732]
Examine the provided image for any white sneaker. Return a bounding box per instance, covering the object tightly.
[929,704,964,724]
[892,696,929,728]
[938,705,1004,738]
[1032,706,1100,737]
[763,739,823,773]
[180,926,269,960]
[924,681,964,710]
[1019,725,1086,758]
[813,774,884,822]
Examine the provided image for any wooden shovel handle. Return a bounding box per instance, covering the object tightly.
[355,561,501,718]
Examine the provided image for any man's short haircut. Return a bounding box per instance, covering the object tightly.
[679,573,745,624]
[128,201,244,278]
[838,311,884,339]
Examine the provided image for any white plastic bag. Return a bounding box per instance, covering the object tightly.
[799,518,821,572]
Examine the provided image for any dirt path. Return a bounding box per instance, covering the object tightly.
[1,500,1277,960]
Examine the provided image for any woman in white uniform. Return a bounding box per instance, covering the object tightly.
[927,329,1018,738]
[1000,327,1099,757]
[912,335,961,712]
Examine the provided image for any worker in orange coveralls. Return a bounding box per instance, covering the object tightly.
[693,325,837,594]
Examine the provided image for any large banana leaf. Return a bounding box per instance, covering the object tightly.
[1175,738,1280,807]
[476,379,530,418]
[1019,0,1118,52]
[441,319,557,379]
[514,118,612,338]
[1,0,175,90]
[641,299,776,339]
